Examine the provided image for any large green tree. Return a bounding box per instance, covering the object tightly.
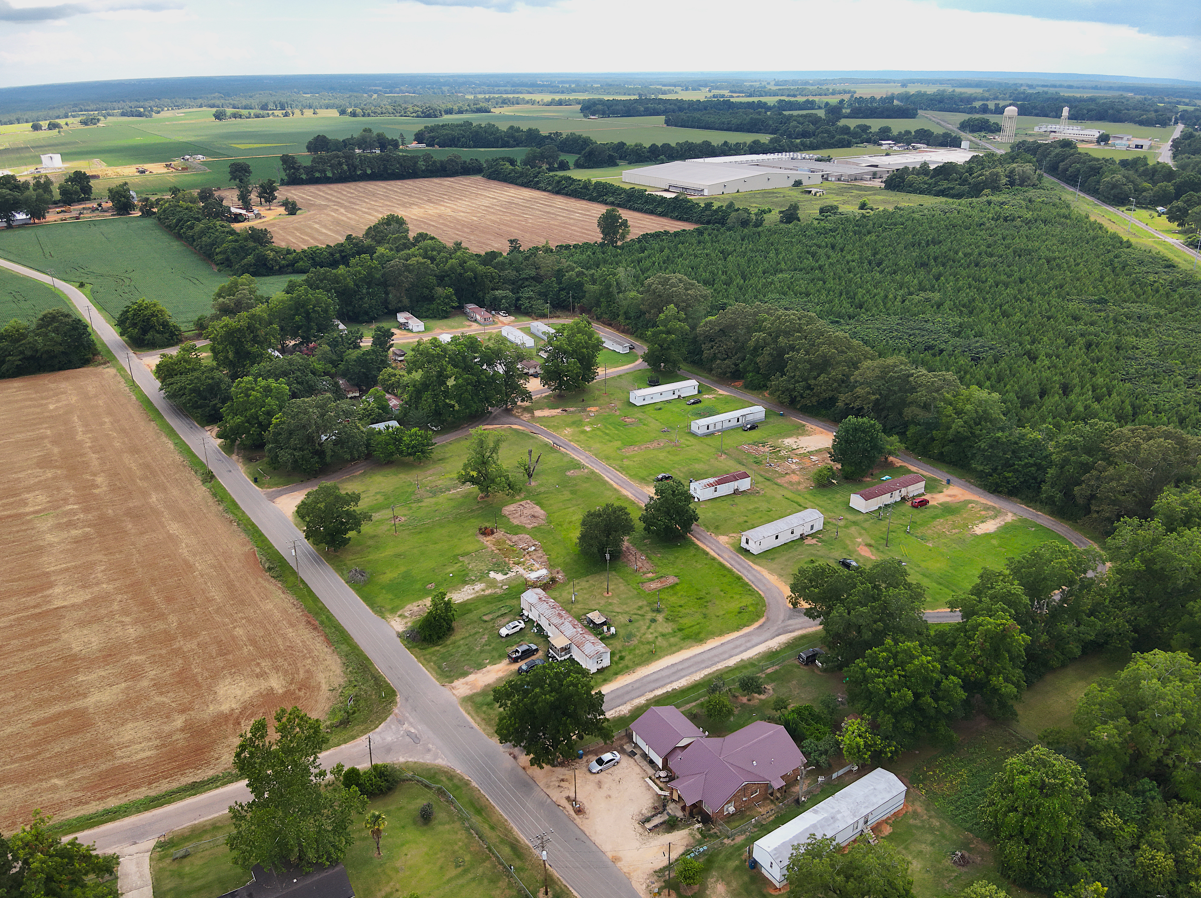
[493,662,612,768]
[417,590,456,643]
[540,316,603,394]
[456,427,514,497]
[578,502,635,558]
[785,835,915,898]
[638,272,710,330]
[640,478,699,540]
[268,287,335,347]
[938,610,1030,719]
[980,745,1090,891]
[829,416,887,480]
[227,706,366,873]
[296,483,373,551]
[153,342,205,384]
[107,181,135,215]
[210,274,265,322]
[596,207,630,247]
[217,377,291,450]
[266,394,367,476]
[161,367,232,424]
[642,305,688,374]
[116,298,182,349]
[370,425,435,464]
[3,810,118,897]
[846,639,965,746]
[205,307,279,379]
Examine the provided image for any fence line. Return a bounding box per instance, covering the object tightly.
[400,771,538,898]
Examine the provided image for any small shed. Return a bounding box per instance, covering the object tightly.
[520,588,610,672]
[333,319,347,332]
[335,377,360,399]
[530,321,556,341]
[501,326,535,349]
[396,312,424,332]
[629,379,699,406]
[690,406,766,436]
[850,473,926,513]
[752,769,907,888]
[630,706,704,770]
[690,471,752,502]
[741,509,823,555]
[464,303,493,325]
[585,610,609,628]
[390,346,406,363]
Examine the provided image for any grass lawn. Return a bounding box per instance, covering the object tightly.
[703,182,950,221]
[0,217,291,326]
[0,263,75,321]
[150,764,566,898]
[324,428,763,685]
[524,372,1068,609]
[1012,653,1124,740]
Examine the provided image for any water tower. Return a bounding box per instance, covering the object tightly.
[999,105,1018,143]
[1059,106,1070,132]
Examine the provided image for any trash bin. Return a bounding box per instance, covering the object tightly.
[578,750,584,759]
[946,478,951,485]
[749,856,758,870]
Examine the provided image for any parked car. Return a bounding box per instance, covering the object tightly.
[499,619,526,638]
[838,558,860,570]
[588,751,621,774]
[798,647,826,666]
[517,657,546,675]
[742,422,759,431]
[507,643,539,663]
[654,473,673,482]
[910,497,930,508]
[686,397,702,406]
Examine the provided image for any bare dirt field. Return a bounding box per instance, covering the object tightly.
[254,178,696,252]
[0,367,341,831]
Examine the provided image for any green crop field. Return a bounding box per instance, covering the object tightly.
[0,218,291,326]
[525,372,1068,609]
[320,427,762,687]
[0,265,74,322]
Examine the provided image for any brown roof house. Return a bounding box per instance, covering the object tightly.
[667,721,804,823]
[630,706,705,769]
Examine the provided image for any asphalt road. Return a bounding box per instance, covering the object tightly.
[0,257,642,898]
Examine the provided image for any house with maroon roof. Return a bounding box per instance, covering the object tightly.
[849,473,926,513]
[630,706,705,769]
[689,471,752,502]
[667,720,805,823]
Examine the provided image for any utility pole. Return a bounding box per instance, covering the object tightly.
[884,503,893,548]
[125,350,133,379]
[85,305,93,329]
[368,735,372,767]
[391,503,397,535]
[533,831,552,896]
[1128,197,1136,233]
[605,550,611,596]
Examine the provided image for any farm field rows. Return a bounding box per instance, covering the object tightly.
[0,217,291,325]
[521,372,1068,608]
[259,178,695,253]
[0,366,341,831]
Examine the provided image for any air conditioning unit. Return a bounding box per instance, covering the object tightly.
[724,804,736,816]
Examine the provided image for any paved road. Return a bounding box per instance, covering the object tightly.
[1159,123,1184,166]
[0,257,642,898]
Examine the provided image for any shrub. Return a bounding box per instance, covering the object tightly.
[361,763,402,797]
[819,203,839,215]
[706,675,727,695]
[811,464,836,487]
[772,695,791,712]
[419,801,434,823]
[416,590,456,643]
[674,855,704,887]
[702,692,735,724]
[737,673,766,695]
[342,766,363,791]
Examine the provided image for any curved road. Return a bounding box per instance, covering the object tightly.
[0,257,642,898]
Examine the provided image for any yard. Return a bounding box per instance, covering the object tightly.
[291,428,764,687]
[521,372,1069,609]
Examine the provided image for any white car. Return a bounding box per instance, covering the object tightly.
[588,751,621,774]
[499,619,526,638]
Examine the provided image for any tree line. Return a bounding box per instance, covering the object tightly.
[662,110,951,149]
[0,307,96,379]
[279,149,487,187]
[891,88,1179,127]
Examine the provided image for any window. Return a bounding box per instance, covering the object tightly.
[747,788,760,798]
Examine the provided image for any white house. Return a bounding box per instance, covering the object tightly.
[849,473,926,514]
[437,334,454,344]
[520,588,611,673]
[690,406,765,436]
[396,312,424,332]
[602,335,635,354]
[501,326,535,349]
[530,322,556,341]
[629,380,699,406]
[690,471,752,502]
[753,769,907,888]
[630,706,704,769]
[741,509,823,555]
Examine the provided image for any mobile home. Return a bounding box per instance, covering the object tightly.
[501,326,535,349]
[850,473,926,513]
[629,380,699,406]
[602,335,635,354]
[530,322,556,341]
[396,312,425,332]
[690,405,765,436]
[520,588,611,673]
[464,303,493,325]
[741,509,823,554]
[690,471,752,502]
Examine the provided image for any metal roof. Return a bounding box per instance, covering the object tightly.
[671,722,804,813]
[696,471,751,490]
[627,160,801,187]
[853,473,925,502]
[691,405,764,427]
[521,588,608,660]
[742,509,822,542]
[630,706,704,759]
[630,379,697,400]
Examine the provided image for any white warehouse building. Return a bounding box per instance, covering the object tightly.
[690,405,765,436]
[752,769,907,888]
[622,161,820,196]
[501,326,535,349]
[629,379,698,406]
[530,321,556,340]
[690,471,752,502]
[740,509,823,554]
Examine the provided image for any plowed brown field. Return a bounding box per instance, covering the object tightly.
[257,178,695,252]
[0,367,341,830]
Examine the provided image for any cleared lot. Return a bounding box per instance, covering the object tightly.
[0,367,340,830]
[258,178,695,252]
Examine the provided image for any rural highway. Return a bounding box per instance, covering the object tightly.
[0,257,643,898]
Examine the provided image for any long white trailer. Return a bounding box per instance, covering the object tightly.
[501,326,535,349]
[396,312,425,332]
[740,509,823,554]
[690,405,765,436]
[629,380,699,406]
[530,322,556,340]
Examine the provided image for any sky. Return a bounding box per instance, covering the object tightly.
[0,0,1197,89]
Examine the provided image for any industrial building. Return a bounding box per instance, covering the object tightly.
[740,509,823,555]
[629,379,699,406]
[520,588,611,673]
[622,161,819,196]
[396,312,425,332]
[690,405,765,436]
[752,769,907,888]
[530,321,556,341]
[1035,124,1104,141]
[849,473,926,513]
[501,326,535,349]
[690,471,752,502]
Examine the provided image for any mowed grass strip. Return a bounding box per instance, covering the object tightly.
[0,264,75,321]
[321,428,763,685]
[525,372,1068,608]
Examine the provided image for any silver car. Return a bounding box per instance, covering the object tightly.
[588,751,621,774]
[499,619,526,638]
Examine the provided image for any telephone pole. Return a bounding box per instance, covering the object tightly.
[533,831,553,896]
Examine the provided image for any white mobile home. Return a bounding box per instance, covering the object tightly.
[690,471,752,502]
[753,769,907,888]
[690,406,765,436]
[602,335,635,354]
[741,509,823,554]
[850,473,926,514]
[367,420,400,431]
[396,312,425,332]
[520,588,611,673]
[530,322,556,341]
[629,380,699,406]
[437,334,454,344]
[501,326,535,349]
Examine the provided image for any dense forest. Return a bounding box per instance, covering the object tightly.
[891,89,1180,126]
[662,111,953,147]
